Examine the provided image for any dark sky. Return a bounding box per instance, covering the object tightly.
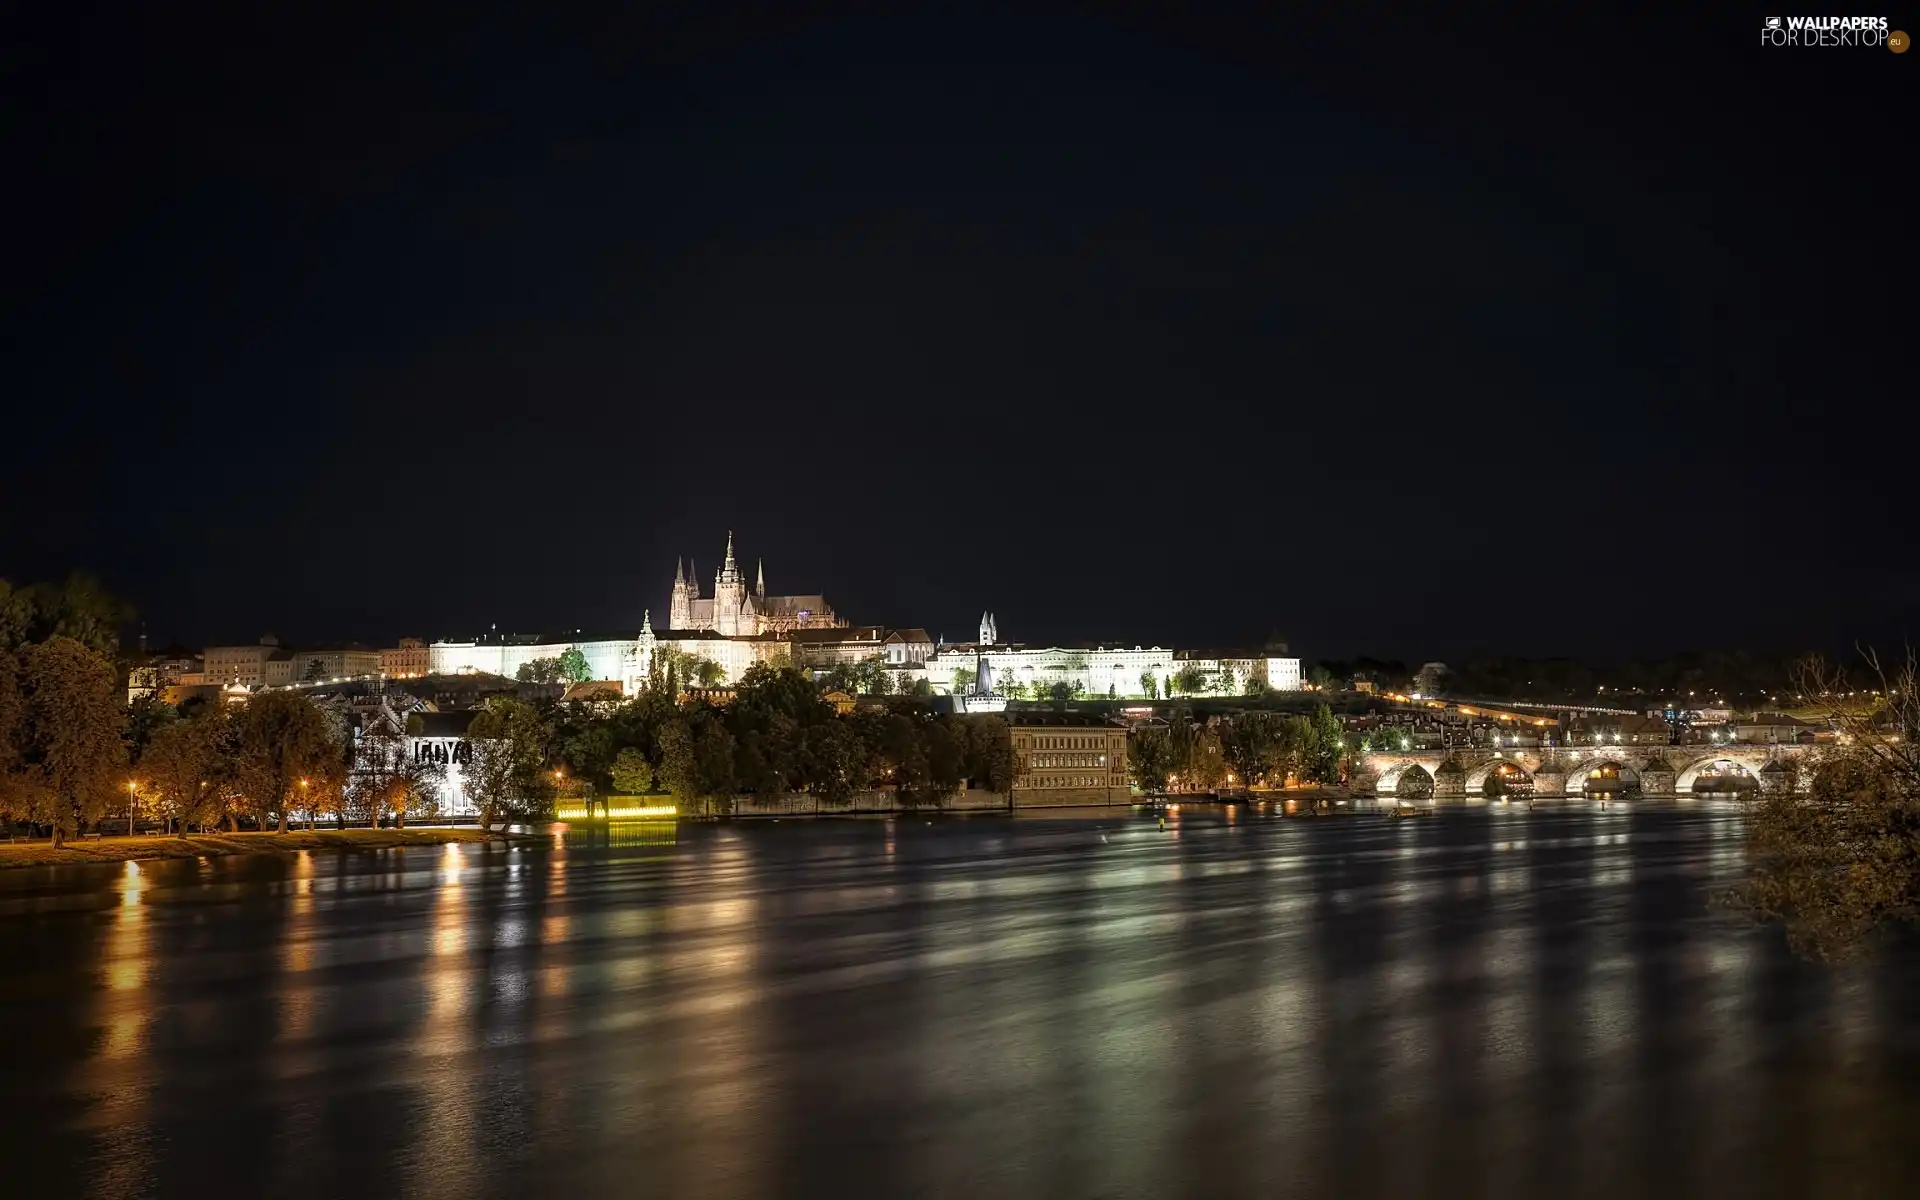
[5,7,1912,660]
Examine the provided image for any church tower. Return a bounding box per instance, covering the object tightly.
[756,558,766,599]
[713,532,747,636]
[979,612,998,645]
[669,558,694,629]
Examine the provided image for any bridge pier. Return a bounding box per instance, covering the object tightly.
[1640,760,1676,798]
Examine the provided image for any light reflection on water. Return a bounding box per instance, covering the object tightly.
[0,805,1917,1199]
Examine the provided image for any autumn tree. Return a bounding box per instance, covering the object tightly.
[234,691,341,832]
[3,637,127,846]
[1731,653,1920,960]
[134,711,226,835]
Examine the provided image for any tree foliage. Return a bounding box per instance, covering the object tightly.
[135,710,227,834]
[1,637,128,845]
[0,574,133,658]
[516,657,565,684]
[1731,653,1920,960]
[464,698,556,831]
[558,647,593,684]
[234,690,342,832]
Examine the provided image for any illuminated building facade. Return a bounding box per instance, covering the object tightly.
[668,532,843,636]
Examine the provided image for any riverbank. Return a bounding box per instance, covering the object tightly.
[0,827,533,870]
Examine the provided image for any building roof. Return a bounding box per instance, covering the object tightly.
[1740,712,1815,727]
[562,680,625,703]
[410,710,481,737]
[885,628,933,644]
[757,594,830,616]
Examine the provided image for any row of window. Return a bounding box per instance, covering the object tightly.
[1024,735,1113,750]
[1023,776,1118,790]
[1030,754,1107,769]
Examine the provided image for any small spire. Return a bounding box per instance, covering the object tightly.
[723,530,736,570]
[688,559,697,597]
[755,558,765,597]
[673,557,684,587]
[642,609,653,635]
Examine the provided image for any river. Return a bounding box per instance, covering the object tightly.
[2,805,1916,1198]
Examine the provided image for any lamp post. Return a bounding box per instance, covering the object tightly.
[127,780,138,837]
[299,777,310,831]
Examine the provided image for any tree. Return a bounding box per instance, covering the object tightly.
[1129,726,1172,794]
[799,718,870,806]
[1731,653,1920,960]
[136,711,225,834]
[692,658,726,689]
[1164,708,1194,784]
[1307,664,1336,691]
[1223,711,1282,788]
[464,698,556,831]
[610,747,654,794]
[516,657,564,684]
[1299,704,1346,784]
[1139,671,1158,700]
[951,666,977,695]
[963,715,1014,792]
[657,708,736,813]
[0,575,133,658]
[1171,665,1208,697]
[2,638,128,846]
[125,694,177,763]
[233,691,342,832]
[1190,726,1229,791]
[303,659,327,683]
[558,647,593,684]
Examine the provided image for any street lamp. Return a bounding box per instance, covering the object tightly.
[299,777,310,831]
[127,779,138,837]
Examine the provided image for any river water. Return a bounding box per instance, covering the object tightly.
[2,805,1916,1199]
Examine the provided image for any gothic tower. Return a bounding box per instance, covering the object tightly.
[713,532,747,636]
[756,558,766,599]
[669,557,694,629]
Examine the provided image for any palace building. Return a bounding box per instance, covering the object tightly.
[668,532,844,636]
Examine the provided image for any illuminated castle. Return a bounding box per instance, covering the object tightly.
[667,532,845,635]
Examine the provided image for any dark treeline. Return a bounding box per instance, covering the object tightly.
[1129,706,1348,793]
[535,664,1013,816]
[1313,652,1815,706]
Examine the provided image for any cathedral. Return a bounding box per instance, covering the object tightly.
[667,533,844,636]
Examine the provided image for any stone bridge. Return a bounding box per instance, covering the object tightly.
[1353,744,1816,799]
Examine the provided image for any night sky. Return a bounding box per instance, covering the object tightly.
[6,8,1911,660]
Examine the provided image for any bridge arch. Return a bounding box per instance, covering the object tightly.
[1465,758,1534,796]
[1570,759,1639,794]
[1675,756,1760,794]
[1375,761,1435,799]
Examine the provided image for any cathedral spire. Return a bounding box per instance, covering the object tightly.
[723,530,736,571]
[688,560,697,597]
[642,608,653,635]
[673,557,684,588]
[756,558,765,597]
